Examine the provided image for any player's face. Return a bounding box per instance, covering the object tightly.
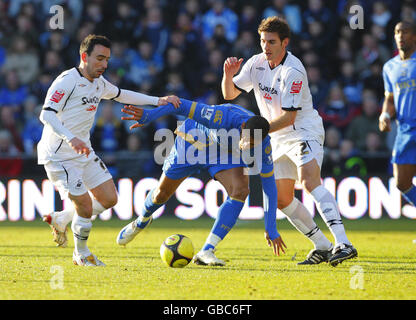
[85,44,111,78]
[394,23,416,53]
[260,31,287,63]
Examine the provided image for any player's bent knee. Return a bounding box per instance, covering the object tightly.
[74,206,93,218]
[396,181,412,193]
[278,196,294,210]
[229,186,249,202]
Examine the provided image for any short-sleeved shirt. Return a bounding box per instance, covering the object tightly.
[37,67,120,164]
[383,51,416,164]
[382,51,416,128]
[233,51,324,160]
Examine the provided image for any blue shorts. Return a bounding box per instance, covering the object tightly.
[392,124,416,165]
[163,121,244,180]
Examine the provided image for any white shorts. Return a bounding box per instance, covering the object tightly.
[273,140,323,181]
[44,153,112,199]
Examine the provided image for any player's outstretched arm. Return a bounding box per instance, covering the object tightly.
[121,99,228,130]
[121,99,193,130]
[114,89,181,108]
[260,170,286,256]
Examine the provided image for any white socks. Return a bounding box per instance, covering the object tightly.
[92,199,106,216]
[62,199,108,256]
[56,198,107,228]
[310,185,351,246]
[281,198,332,250]
[71,214,92,257]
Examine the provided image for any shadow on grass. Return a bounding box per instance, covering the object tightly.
[1,217,414,232]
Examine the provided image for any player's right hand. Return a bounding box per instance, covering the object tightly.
[69,137,90,157]
[379,117,391,132]
[223,57,243,76]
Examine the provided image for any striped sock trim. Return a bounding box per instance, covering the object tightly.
[326,219,344,227]
[305,226,320,238]
[73,233,89,241]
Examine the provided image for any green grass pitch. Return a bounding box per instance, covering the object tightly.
[0,217,415,300]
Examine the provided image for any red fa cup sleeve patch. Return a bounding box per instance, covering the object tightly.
[289,81,302,94]
[50,90,65,103]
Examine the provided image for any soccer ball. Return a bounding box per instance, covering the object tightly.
[160,234,194,268]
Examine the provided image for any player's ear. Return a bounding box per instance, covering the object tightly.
[282,38,289,48]
[81,52,87,63]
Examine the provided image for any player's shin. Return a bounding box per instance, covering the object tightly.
[310,185,351,246]
[202,197,244,251]
[71,214,92,257]
[136,189,164,228]
[281,197,332,250]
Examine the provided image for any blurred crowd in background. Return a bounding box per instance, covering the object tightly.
[0,0,415,178]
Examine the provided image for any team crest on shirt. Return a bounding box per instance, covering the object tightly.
[290,81,303,94]
[75,179,83,189]
[50,89,65,103]
[214,110,223,124]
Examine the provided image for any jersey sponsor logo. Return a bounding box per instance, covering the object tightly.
[263,93,272,101]
[256,67,265,71]
[86,105,97,111]
[290,80,303,94]
[258,82,278,95]
[82,96,99,105]
[50,89,65,103]
[395,79,416,92]
[214,110,223,124]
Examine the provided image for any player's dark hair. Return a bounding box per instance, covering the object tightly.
[79,34,111,56]
[258,16,291,41]
[245,116,270,141]
[400,20,416,34]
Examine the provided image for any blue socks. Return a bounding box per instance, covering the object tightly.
[202,197,245,251]
[136,189,164,228]
[403,185,416,206]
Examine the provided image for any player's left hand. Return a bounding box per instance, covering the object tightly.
[265,231,287,256]
[158,95,181,108]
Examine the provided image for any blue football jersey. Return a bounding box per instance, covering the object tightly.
[383,51,416,127]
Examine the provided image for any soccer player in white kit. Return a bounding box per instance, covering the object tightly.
[221,17,357,266]
[38,34,180,266]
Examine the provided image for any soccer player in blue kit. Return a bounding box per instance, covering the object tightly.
[380,21,416,208]
[116,99,287,265]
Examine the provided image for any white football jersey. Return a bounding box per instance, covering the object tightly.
[37,67,120,164]
[233,51,324,160]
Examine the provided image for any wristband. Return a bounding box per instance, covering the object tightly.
[379,112,390,121]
